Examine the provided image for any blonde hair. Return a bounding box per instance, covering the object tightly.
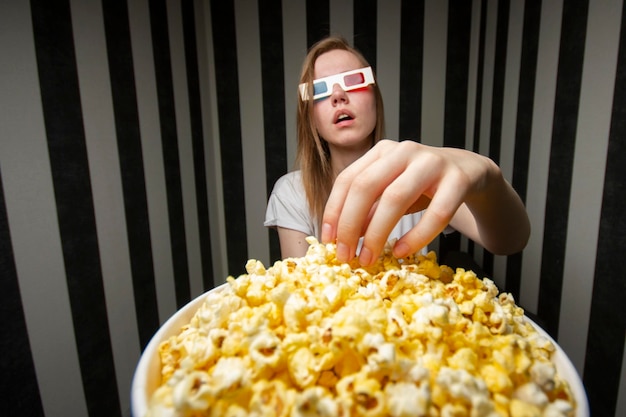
[295,36,386,227]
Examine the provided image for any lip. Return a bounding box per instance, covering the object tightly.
[333,109,355,125]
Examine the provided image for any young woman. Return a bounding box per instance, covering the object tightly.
[265,36,530,266]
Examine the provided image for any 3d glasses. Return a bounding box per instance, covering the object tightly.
[299,66,375,101]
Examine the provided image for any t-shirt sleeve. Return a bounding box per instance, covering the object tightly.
[264,173,317,237]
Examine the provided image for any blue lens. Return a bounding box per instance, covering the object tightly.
[313,81,328,96]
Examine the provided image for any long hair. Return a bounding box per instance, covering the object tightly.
[295,36,386,228]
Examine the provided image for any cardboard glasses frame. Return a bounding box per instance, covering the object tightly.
[299,66,375,101]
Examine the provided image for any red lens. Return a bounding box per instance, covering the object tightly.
[343,72,365,87]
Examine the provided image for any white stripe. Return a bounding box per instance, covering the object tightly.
[330,0,353,43]
[492,0,524,288]
[520,0,562,313]
[166,0,204,298]
[465,0,482,153]
[70,0,140,413]
[235,0,271,266]
[195,0,229,283]
[559,0,622,374]
[282,0,308,168]
[422,0,448,147]
[421,0,448,253]
[470,0,499,266]
[377,0,401,140]
[0,3,88,416]
[128,0,178,322]
[491,257,507,291]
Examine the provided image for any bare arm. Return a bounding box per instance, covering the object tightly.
[276,227,310,259]
[448,162,530,256]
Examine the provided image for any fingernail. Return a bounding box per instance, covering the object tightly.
[393,242,410,258]
[359,246,372,266]
[337,242,350,262]
[321,223,333,243]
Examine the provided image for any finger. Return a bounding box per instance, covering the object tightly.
[320,186,341,244]
[392,179,467,258]
[321,142,391,244]
[358,164,437,265]
[359,199,379,235]
[332,152,411,261]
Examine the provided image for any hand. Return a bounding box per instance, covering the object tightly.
[321,140,528,265]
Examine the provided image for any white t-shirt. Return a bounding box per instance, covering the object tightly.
[264,171,435,255]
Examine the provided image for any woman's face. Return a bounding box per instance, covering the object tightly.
[312,49,377,152]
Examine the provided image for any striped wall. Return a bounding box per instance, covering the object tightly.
[0,0,624,416]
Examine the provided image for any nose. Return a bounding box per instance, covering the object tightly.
[330,83,349,104]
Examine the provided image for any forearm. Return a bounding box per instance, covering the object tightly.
[452,162,530,255]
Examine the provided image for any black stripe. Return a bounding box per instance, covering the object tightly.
[101,0,160,349]
[510,1,541,204]
[537,0,589,337]
[506,0,542,300]
[30,1,121,416]
[481,0,511,278]
[353,0,377,70]
[439,1,473,259]
[0,174,45,416]
[210,0,249,275]
[399,0,424,141]
[488,0,509,166]
[258,0,288,263]
[444,0,472,149]
[306,0,330,48]
[149,0,191,307]
[182,0,215,291]
[583,3,626,414]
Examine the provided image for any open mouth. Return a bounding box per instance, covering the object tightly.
[335,113,354,123]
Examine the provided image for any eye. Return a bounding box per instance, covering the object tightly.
[344,72,365,87]
[313,81,328,96]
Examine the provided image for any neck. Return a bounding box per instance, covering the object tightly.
[328,140,373,178]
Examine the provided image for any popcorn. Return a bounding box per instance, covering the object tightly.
[147,237,577,417]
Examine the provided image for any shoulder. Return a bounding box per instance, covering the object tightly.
[271,170,305,197]
[265,170,317,236]
[267,170,307,211]
[275,170,302,185]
